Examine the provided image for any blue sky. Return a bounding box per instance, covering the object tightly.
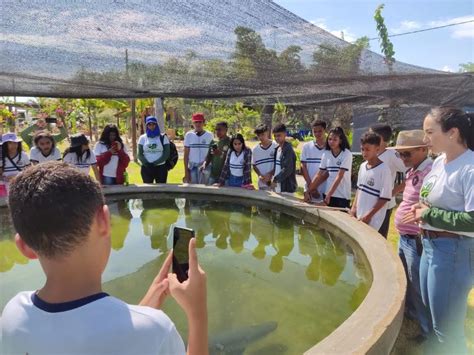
[274,0,474,72]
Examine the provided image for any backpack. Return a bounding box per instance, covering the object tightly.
[160,134,178,170]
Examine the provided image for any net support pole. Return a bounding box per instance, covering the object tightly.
[154,97,165,133]
[130,99,137,162]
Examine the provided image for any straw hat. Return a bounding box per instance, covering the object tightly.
[386,130,427,150]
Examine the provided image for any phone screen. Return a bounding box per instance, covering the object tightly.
[172,227,194,282]
[45,117,57,124]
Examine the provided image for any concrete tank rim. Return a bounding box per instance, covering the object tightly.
[0,184,406,354]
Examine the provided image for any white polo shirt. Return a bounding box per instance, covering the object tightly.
[356,161,392,230]
[29,147,62,164]
[301,141,326,194]
[0,152,30,178]
[252,141,277,175]
[184,130,213,166]
[319,149,352,200]
[1,291,186,355]
[378,149,407,209]
[229,151,245,177]
[420,150,474,237]
[138,134,168,166]
[63,150,97,175]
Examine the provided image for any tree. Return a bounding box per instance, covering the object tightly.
[459,62,474,73]
[312,37,369,76]
[374,4,395,68]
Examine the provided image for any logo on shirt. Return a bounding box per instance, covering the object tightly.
[412,175,419,186]
[420,175,437,200]
[336,159,342,166]
[147,143,158,151]
[367,177,375,187]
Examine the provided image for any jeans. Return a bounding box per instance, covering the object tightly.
[398,235,430,336]
[420,236,474,353]
[189,166,205,184]
[102,176,117,185]
[228,174,244,187]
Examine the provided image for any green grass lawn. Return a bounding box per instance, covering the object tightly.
[126,160,473,353]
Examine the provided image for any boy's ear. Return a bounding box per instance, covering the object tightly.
[96,205,111,239]
[15,234,38,260]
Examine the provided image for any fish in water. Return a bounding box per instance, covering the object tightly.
[209,321,278,355]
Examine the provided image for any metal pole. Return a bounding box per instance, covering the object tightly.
[131,99,137,162]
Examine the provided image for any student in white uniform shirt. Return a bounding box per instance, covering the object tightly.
[252,124,278,190]
[2,162,208,355]
[403,107,474,353]
[302,119,327,203]
[29,131,62,164]
[183,113,213,184]
[94,124,130,185]
[370,124,407,237]
[350,132,392,231]
[0,133,31,195]
[137,117,170,184]
[218,134,252,188]
[309,127,352,208]
[63,133,100,181]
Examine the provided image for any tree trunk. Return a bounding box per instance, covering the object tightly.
[154,98,165,133]
[261,104,274,138]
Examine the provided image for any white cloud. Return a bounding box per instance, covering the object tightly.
[392,15,474,39]
[310,18,358,42]
[429,15,474,39]
[440,65,454,72]
[392,20,422,34]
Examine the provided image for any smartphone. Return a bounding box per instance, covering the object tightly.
[45,117,57,124]
[172,226,194,282]
[211,143,218,150]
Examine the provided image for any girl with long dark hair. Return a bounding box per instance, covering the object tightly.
[0,133,30,195]
[30,131,62,164]
[63,133,100,181]
[94,124,130,185]
[309,126,352,208]
[217,134,252,187]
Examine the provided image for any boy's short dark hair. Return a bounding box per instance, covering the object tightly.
[311,119,327,129]
[8,162,105,258]
[370,124,392,142]
[360,132,381,146]
[272,123,287,134]
[215,121,228,129]
[254,124,268,135]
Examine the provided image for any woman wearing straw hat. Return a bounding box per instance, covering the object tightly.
[388,130,432,341]
[403,107,474,353]
[0,132,31,196]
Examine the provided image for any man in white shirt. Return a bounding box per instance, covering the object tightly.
[183,113,214,184]
[2,162,208,355]
[302,119,327,202]
[252,124,278,190]
[370,124,407,237]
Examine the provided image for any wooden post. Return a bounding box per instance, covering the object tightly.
[130,99,137,162]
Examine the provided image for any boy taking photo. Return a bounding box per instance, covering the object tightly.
[2,162,208,355]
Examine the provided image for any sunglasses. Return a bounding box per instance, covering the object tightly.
[399,151,415,158]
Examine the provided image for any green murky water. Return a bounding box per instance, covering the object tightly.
[0,198,371,354]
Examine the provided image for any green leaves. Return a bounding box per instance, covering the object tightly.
[374,4,395,66]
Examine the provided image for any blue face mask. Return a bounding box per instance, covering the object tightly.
[146,124,160,138]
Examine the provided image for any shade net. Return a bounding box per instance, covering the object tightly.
[1,0,473,107]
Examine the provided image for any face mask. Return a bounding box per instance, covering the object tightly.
[146,124,161,138]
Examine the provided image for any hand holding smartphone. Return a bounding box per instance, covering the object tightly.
[172,226,195,282]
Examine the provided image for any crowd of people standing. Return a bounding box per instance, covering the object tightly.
[1,106,473,352]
